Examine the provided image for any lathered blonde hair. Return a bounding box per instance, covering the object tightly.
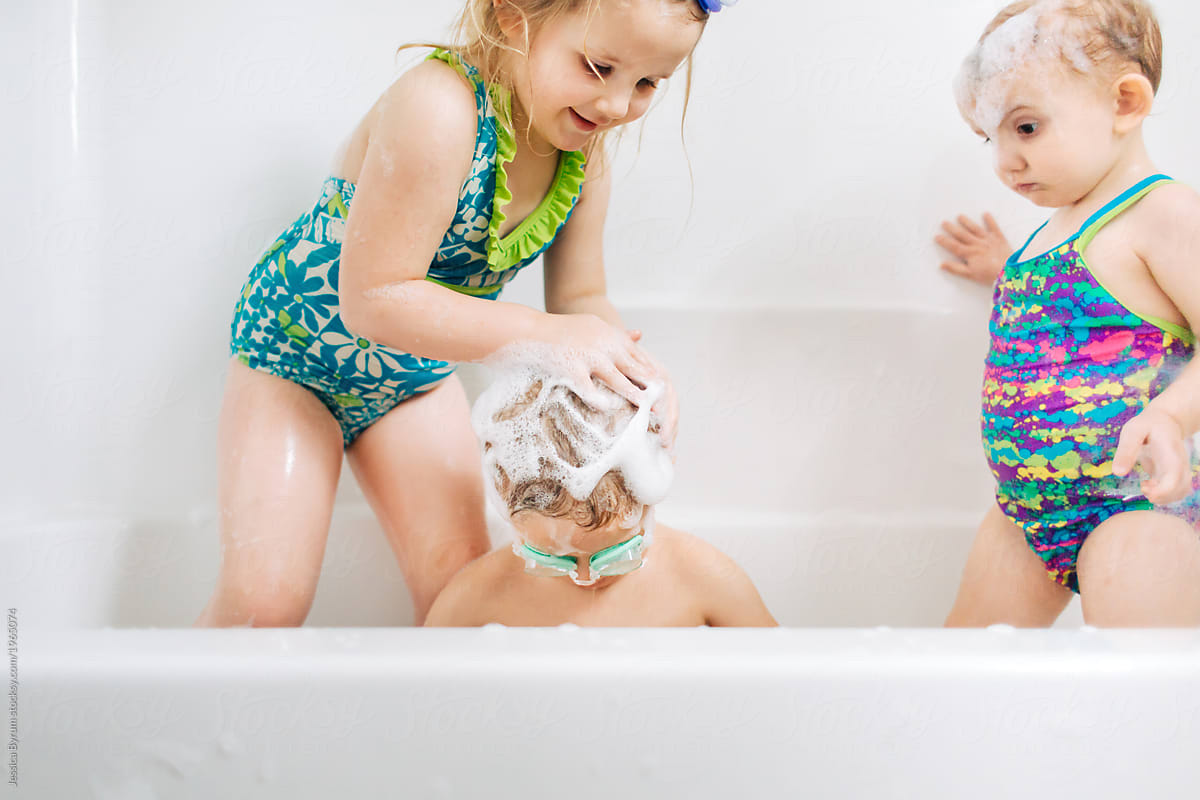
[403,0,707,162]
[483,378,661,531]
[982,0,1162,93]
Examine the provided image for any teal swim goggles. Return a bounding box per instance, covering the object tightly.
[512,513,654,586]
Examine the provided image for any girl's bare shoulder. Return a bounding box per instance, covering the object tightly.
[369,56,478,142]
[336,55,479,184]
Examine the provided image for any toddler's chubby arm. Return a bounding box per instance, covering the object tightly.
[934,213,1011,286]
[1112,184,1200,504]
[337,61,649,402]
[677,533,776,627]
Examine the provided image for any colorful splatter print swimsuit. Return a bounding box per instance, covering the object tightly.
[982,174,1200,592]
[229,49,587,446]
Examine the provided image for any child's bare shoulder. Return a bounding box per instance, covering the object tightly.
[1128,181,1200,266]
[654,525,744,582]
[390,56,478,111]
[423,546,514,626]
[654,524,777,627]
[1132,181,1200,232]
[452,546,516,593]
[367,56,479,157]
[655,524,711,553]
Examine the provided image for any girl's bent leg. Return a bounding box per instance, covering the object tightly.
[1076,510,1200,627]
[944,504,1073,627]
[194,359,344,627]
[346,375,490,625]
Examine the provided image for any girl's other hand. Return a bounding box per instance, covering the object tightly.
[935,213,1010,286]
[624,329,677,451]
[1113,408,1193,505]
[638,344,679,454]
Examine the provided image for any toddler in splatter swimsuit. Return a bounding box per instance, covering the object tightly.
[944,0,1200,627]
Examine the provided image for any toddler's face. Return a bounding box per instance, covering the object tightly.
[511,0,702,152]
[964,65,1121,208]
[511,506,653,587]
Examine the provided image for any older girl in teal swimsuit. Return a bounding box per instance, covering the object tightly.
[945,0,1200,628]
[195,0,722,628]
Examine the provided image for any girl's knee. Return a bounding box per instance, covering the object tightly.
[207,561,322,627]
[205,583,316,627]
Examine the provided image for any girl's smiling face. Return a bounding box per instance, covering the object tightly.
[502,0,704,152]
[964,64,1124,209]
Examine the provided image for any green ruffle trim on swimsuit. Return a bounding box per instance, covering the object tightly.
[487,122,587,273]
[426,48,588,274]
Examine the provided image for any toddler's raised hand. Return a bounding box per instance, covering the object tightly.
[1112,408,1193,505]
[935,213,1010,286]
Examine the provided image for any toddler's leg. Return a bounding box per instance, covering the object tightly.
[1076,510,1200,627]
[194,359,344,627]
[944,504,1073,627]
[345,375,490,625]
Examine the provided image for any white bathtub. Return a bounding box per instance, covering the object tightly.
[9,0,1200,796]
[16,307,1200,799]
[16,627,1200,798]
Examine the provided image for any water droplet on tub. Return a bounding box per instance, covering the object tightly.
[216,732,244,757]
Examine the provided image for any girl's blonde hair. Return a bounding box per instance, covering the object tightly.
[402,0,707,162]
[982,0,1162,93]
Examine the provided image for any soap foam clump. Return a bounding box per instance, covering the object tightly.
[472,342,675,528]
[954,0,1094,133]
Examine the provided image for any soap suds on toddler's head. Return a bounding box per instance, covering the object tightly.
[472,342,675,526]
[954,0,1093,133]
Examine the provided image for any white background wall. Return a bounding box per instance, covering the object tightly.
[4,0,1199,525]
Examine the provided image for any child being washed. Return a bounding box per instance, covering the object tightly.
[424,353,777,627]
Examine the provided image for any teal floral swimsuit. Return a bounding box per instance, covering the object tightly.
[230,50,587,446]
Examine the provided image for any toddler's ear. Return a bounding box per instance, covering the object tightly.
[1112,72,1154,133]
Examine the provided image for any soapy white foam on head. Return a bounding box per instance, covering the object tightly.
[954,0,1094,134]
[472,342,675,539]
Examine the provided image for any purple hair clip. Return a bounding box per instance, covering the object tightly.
[696,0,737,12]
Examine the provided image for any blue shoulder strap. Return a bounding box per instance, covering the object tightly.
[1007,220,1050,266]
[1075,173,1174,252]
